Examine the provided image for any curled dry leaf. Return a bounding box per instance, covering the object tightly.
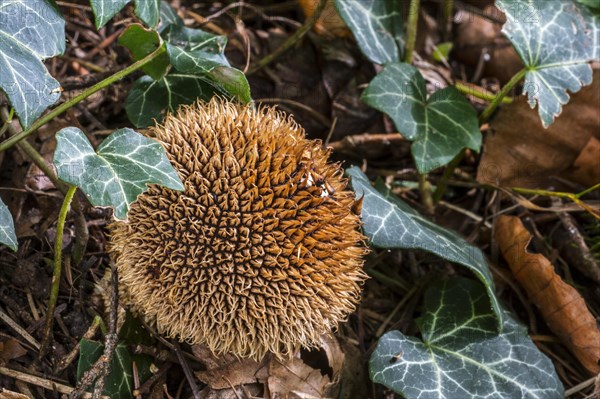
[478,68,600,189]
[193,335,347,398]
[495,215,600,375]
[298,0,351,37]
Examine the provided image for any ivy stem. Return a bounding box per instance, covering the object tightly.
[479,68,526,123]
[442,0,454,41]
[38,184,77,361]
[432,149,464,203]
[404,0,421,64]
[247,0,327,74]
[0,45,166,153]
[454,81,514,104]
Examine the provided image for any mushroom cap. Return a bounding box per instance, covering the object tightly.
[108,98,367,360]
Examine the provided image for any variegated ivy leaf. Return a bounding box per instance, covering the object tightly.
[333,0,404,64]
[0,0,65,128]
[497,0,598,127]
[125,74,221,128]
[370,277,563,399]
[346,167,502,326]
[0,198,17,251]
[165,24,230,74]
[362,63,481,173]
[53,127,184,219]
[90,0,160,28]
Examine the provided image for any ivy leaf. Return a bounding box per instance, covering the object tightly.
[582,5,600,59]
[333,0,404,64]
[362,63,481,173]
[165,25,230,73]
[89,0,130,28]
[135,0,160,28]
[77,339,153,398]
[125,74,220,128]
[0,0,65,128]
[53,127,184,219]
[90,0,160,28]
[576,0,600,16]
[118,24,169,80]
[157,0,182,33]
[0,198,17,251]
[347,166,502,326]
[370,277,563,399]
[497,0,597,127]
[164,25,251,103]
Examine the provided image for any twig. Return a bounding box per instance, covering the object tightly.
[0,45,166,152]
[556,210,600,283]
[512,183,600,219]
[55,315,102,374]
[92,266,119,398]
[0,366,108,399]
[172,342,201,399]
[565,376,598,397]
[247,0,327,74]
[38,185,77,361]
[0,306,40,350]
[71,266,119,399]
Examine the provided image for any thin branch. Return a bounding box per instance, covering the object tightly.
[247,0,328,74]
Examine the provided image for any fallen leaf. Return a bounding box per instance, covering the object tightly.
[570,136,600,187]
[192,335,347,398]
[0,339,27,363]
[298,0,351,37]
[193,345,267,389]
[477,68,600,189]
[495,215,600,375]
[454,5,523,84]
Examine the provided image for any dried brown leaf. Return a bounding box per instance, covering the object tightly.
[478,68,600,189]
[495,215,600,375]
[0,339,27,363]
[298,0,350,37]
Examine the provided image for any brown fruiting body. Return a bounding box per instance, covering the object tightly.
[109,98,367,360]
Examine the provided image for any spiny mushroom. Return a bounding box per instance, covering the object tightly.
[108,98,367,360]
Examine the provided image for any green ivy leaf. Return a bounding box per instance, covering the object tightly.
[370,277,563,399]
[362,63,481,173]
[164,25,251,103]
[89,0,130,28]
[166,25,230,73]
[0,0,65,128]
[333,0,404,64]
[118,24,170,80]
[157,0,182,33]
[576,0,600,15]
[53,127,184,219]
[90,0,160,28]
[497,0,597,127]
[135,0,160,28]
[347,166,502,326]
[77,339,153,398]
[0,198,17,251]
[582,5,600,58]
[125,74,220,128]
